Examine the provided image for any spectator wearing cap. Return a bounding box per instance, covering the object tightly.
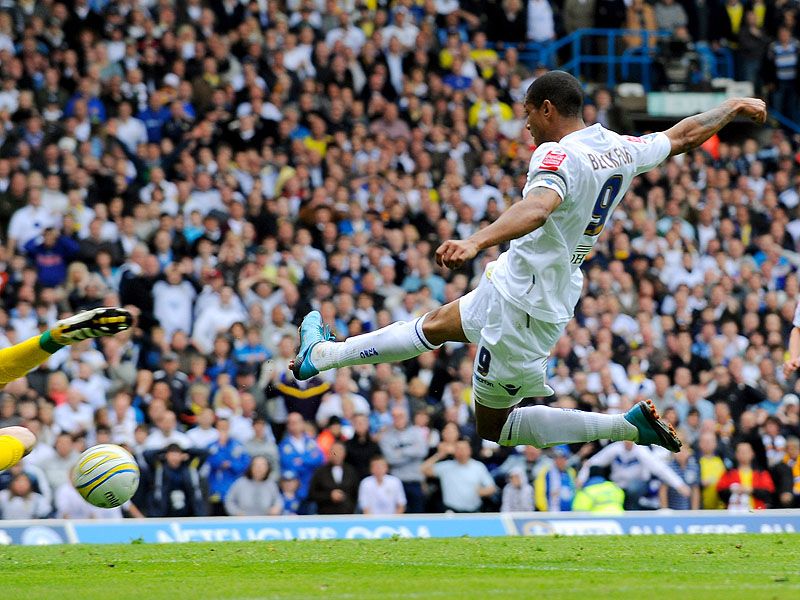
[501,466,535,512]
[421,439,496,513]
[206,417,250,515]
[279,471,302,516]
[358,455,407,515]
[317,416,348,461]
[535,446,577,512]
[279,412,325,502]
[224,456,283,517]
[308,442,360,515]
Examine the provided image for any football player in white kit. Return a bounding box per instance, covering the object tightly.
[291,71,767,453]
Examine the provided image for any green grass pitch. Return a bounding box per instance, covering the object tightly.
[3,534,798,599]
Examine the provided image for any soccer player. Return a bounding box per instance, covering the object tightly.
[0,307,133,471]
[290,70,767,453]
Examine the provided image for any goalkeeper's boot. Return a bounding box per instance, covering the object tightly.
[50,307,133,345]
[289,311,335,381]
[624,399,682,452]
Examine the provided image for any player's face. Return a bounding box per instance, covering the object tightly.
[524,102,539,143]
[524,101,547,145]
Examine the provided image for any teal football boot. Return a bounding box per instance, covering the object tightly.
[290,311,335,381]
[624,399,682,452]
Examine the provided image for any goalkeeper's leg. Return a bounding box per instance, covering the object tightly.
[0,307,133,386]
[0,426,36,471]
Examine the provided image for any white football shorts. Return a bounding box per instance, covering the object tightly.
[459,272,566,409]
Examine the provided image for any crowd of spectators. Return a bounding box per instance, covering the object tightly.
[0,0,800,521]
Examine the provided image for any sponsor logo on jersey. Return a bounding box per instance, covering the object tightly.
[359,348,379,358]
[539,149,567,171]
[587,147,634,171]
[500,383,522,396]
[474,374,494,387]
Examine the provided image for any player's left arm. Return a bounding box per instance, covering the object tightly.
[663,98,766,157]
[435,187,562,270]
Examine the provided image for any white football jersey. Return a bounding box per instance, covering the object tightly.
[490,124,671,323]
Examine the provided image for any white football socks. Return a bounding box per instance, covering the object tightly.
[310,316,441,371]
[498,406,638,448]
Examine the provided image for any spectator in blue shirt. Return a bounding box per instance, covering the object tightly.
[442,56,474,90]
[24,228,79,287]
[279,412,325,504]
[138,92,171,143]
[64,78,107,123]
[279,470,302,515]
[206,418,250,515]
[206,335,239,389]
[233,326,271,365]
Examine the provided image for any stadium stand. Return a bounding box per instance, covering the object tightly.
[0,0,799,520]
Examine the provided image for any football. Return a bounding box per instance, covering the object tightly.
[72,444,140,509]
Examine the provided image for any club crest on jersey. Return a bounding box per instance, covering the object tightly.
[540,149,566,171]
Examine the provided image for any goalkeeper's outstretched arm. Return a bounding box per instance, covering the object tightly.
[0,426,36,470]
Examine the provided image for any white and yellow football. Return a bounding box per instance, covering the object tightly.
[72,444,140,508]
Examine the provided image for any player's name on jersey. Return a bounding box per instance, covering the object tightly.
[587,148,635,171]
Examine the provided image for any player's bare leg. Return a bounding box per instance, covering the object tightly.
[290,300,468,379]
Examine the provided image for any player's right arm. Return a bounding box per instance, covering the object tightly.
[435,187,562,270]
[663,98,767,157]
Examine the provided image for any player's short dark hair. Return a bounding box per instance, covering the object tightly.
[524,70,584,119]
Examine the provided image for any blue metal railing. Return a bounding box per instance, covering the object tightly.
[768,108,800,134]
[508,29,736,92]
[497,29,800,132]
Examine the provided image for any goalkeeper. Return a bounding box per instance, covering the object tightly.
[0,307,132,471]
